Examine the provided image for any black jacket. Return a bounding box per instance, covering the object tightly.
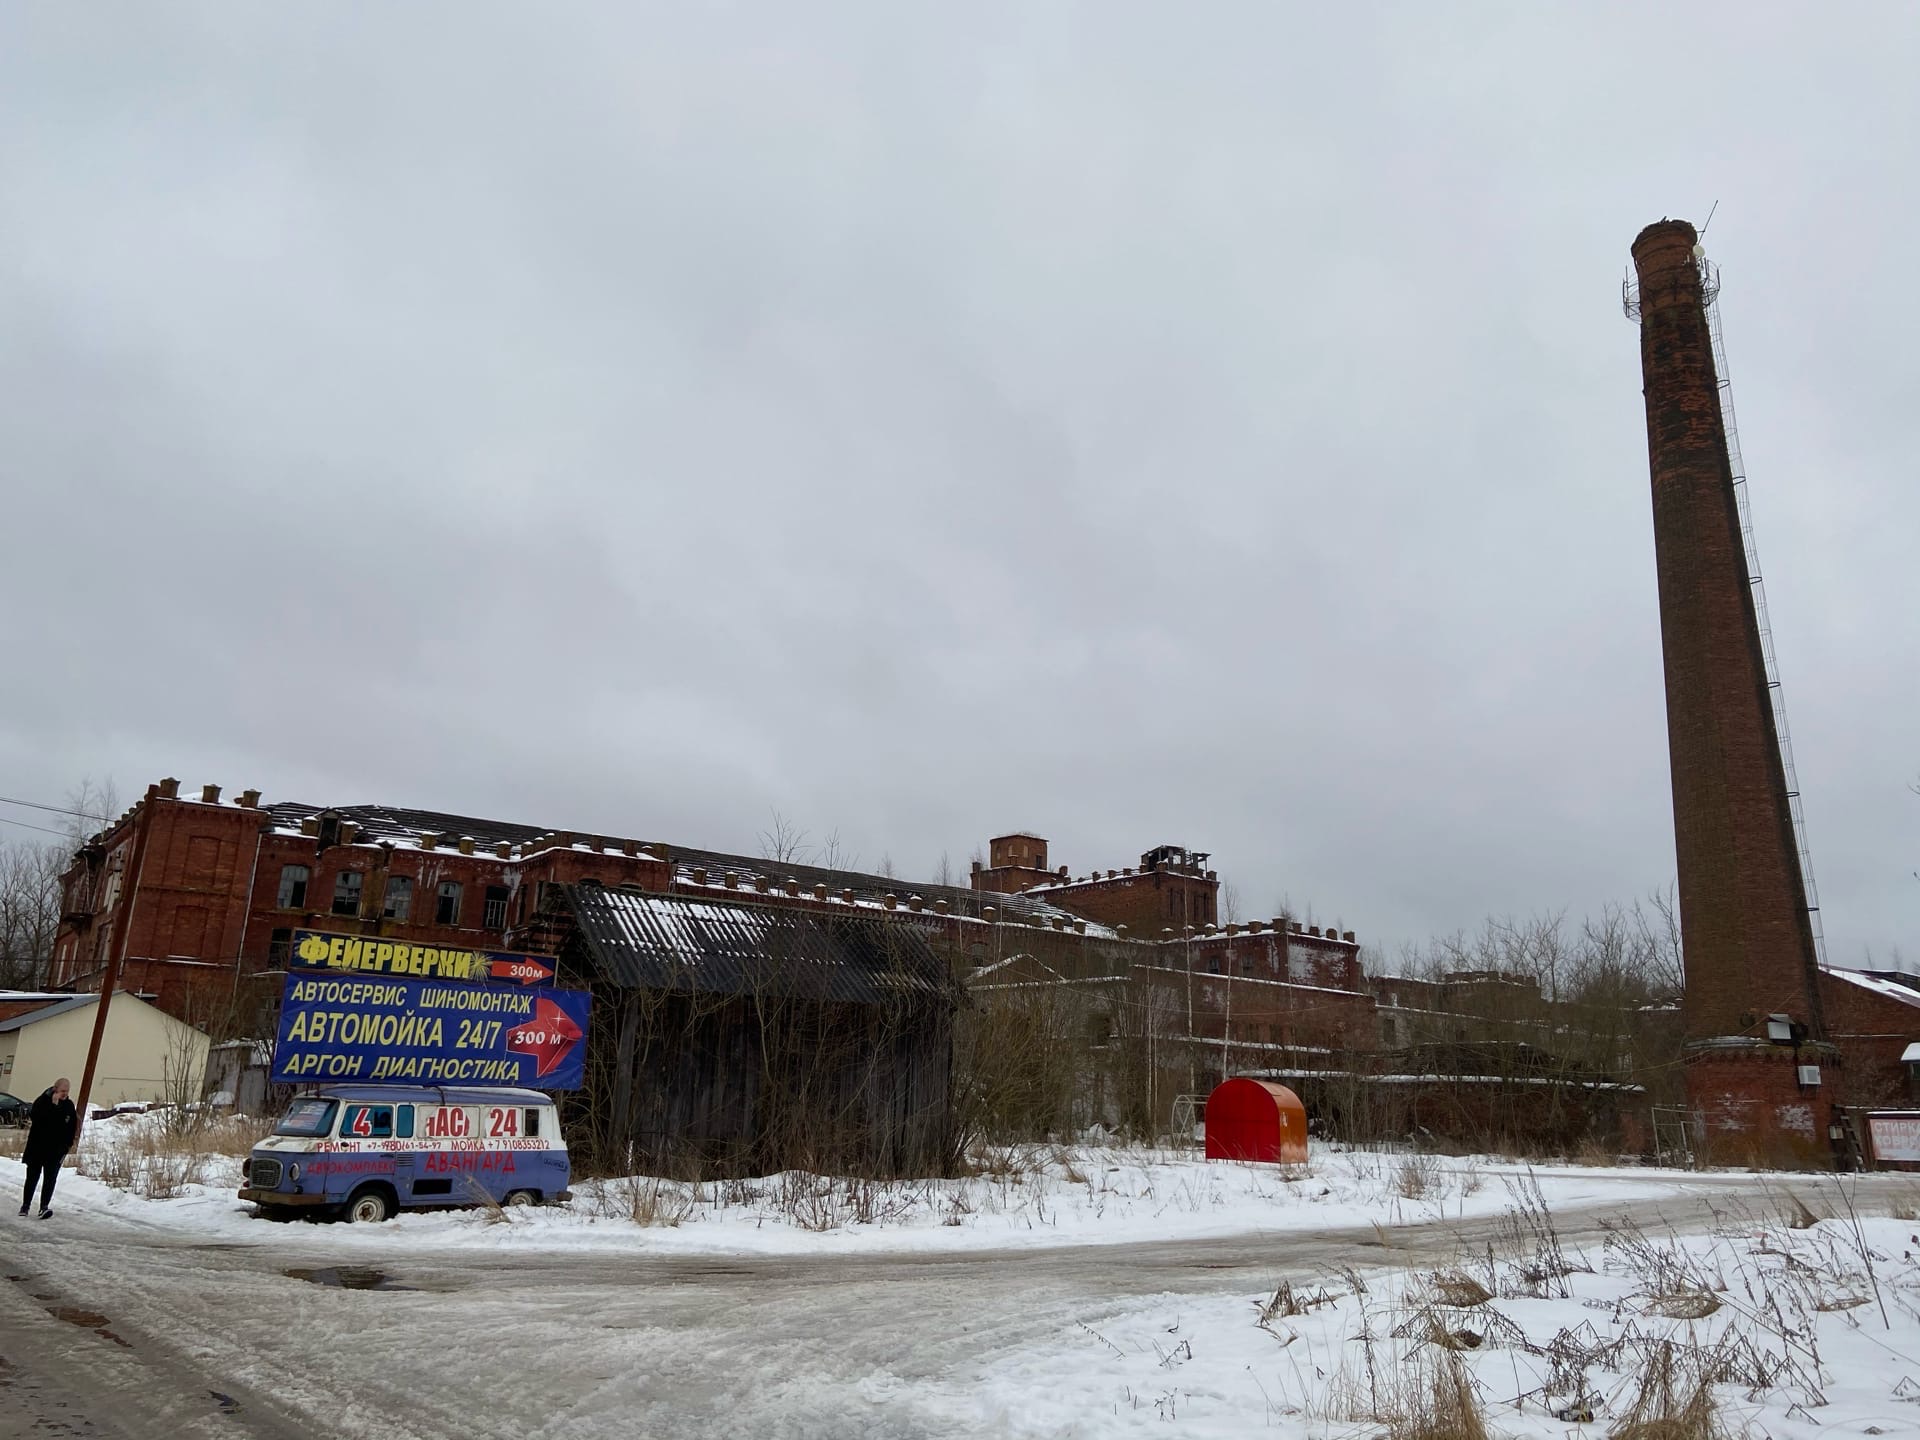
[25,1089,78,1162]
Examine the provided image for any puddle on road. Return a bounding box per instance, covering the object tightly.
[284,1266,415,1291]
[43,1304,131,1347]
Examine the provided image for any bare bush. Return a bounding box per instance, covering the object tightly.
[1396,1151,1442,1200]
[586,1174,697,1227]
[1610,1342,1722,1440]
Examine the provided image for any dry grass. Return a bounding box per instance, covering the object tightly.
[1640,1291,1721,1320]
[1429,1271,1493,1308]
[1610,1343,1722,1440]
[1395,1152,1442,1200]
[587,1173,697,1227]
[1330,1345,1490,1440]
[1572,1137,1617,1167]
[73,1112,273,1201]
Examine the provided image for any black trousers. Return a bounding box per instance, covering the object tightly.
[21,1157,58,1212]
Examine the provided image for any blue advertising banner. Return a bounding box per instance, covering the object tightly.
[270,972,592,1090]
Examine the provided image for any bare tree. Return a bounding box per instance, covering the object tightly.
[934,852,954,888]
[876,853,896,879]
[1222,883,1241,925]
[0,838,65,989]
[64,777,118,846]
[758,810,811,865]
[0,777,117,991]
[817,827,857,875]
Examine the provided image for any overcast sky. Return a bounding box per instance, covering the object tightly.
[1,3,1914,965]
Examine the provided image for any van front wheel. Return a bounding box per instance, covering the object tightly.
[345,1187,393,1224]
[502,1189,538,1208]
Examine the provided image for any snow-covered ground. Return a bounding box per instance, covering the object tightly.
[9,1116,1920,1439]
[7,1110,1693,1256]
[962,1197,1920,1438]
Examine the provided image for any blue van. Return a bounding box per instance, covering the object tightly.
[239,1084,571,1223]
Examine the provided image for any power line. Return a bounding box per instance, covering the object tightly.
[0,813,77,840]
[0,794,108,822]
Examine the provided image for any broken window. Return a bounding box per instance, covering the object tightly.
[383,875,413,921]
[331,870,363,916]
[436,881,463,926]
[277,865,309,909]
[483,885,510,930]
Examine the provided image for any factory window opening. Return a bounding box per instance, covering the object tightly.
[383,875,413,922]
[277,865,310,909]
[437,881,464,926]
[331,870,363,917]
[483,885,510,930]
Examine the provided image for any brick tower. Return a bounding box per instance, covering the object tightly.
[1629,219,1837,1168]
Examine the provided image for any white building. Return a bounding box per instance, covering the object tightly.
[0,991,211,1109]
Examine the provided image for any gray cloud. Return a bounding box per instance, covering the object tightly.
[3,2,1915,962]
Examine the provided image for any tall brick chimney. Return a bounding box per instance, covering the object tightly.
[1630,218,1835,1167]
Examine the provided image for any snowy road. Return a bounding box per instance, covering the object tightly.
[6,1170,1896,1440]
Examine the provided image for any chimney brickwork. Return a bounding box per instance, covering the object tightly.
[1631,218,1836,1166]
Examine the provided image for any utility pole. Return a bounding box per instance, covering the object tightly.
[73,782,158,1140]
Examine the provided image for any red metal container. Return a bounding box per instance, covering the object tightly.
[1203,1077,1308,1164]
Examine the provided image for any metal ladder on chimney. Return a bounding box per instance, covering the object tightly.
[1701,263,1828,966]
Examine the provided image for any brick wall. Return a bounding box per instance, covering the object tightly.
[1028,868,1219,934]
[1819,969,1920,1110]
[1686,1042,1836,1167]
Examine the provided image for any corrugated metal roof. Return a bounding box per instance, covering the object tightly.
[564,886,957,1007]
[0,995,95,1032]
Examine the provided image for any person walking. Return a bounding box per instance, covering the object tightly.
[21,1078,78,1219]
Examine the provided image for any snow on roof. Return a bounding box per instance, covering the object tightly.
[1825,967,1920,1010]
[666,846,1119,936]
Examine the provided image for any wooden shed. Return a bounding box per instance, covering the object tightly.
[549,884,961,1178]
[1203,1077,1307,1164]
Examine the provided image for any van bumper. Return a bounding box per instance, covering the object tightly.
[239,1188,333,1207]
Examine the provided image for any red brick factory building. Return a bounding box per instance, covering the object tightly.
[45,777,1697,1155]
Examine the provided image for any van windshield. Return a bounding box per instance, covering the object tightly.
[273,1098,338,1138]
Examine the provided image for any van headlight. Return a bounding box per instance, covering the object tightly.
[287,1164,299,1181]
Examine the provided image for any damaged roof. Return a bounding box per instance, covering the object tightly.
[265,802,548,850]
[562,884,959,1007]
[666,844,1111,933]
